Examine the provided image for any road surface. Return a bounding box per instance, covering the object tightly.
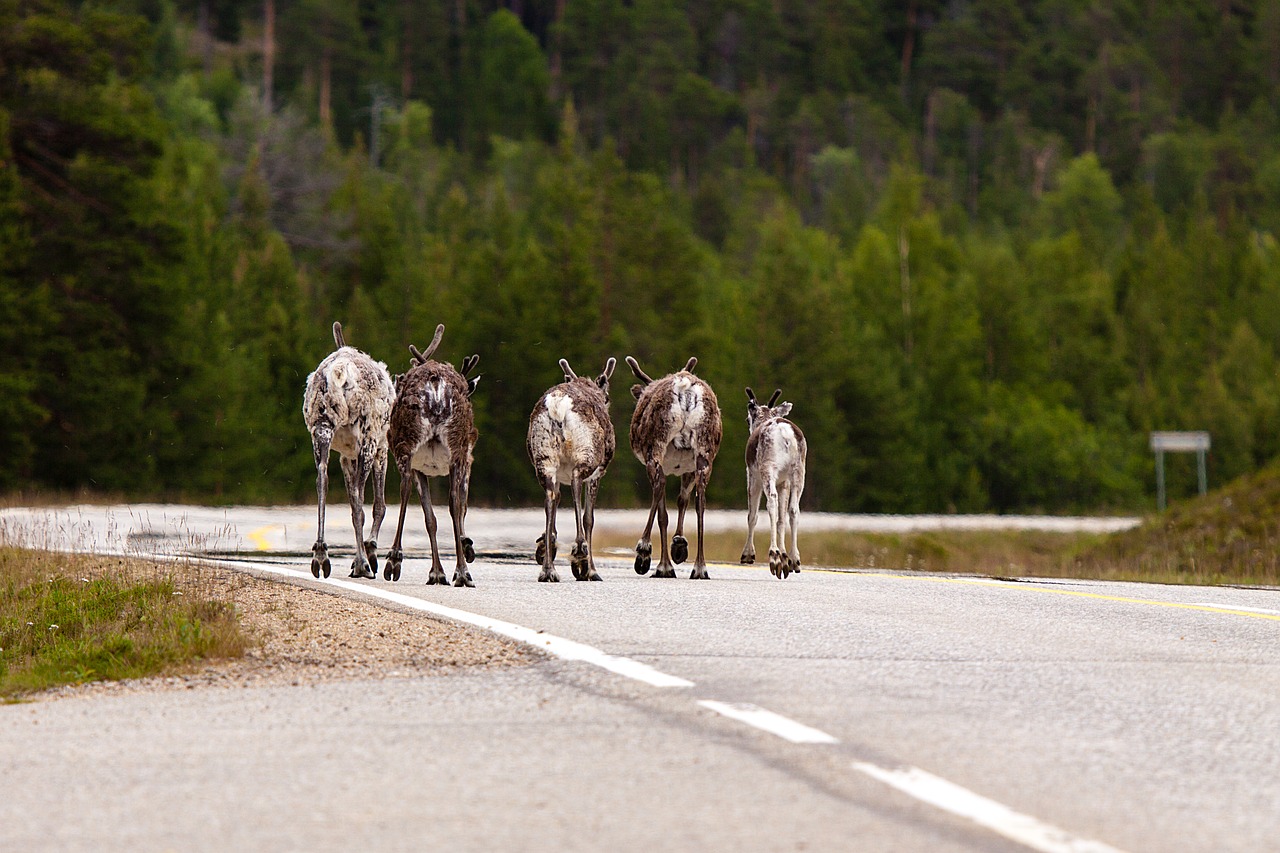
[2,504,1277,853]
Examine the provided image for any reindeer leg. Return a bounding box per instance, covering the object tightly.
[449,463,474,587]
[634,462,660,575]
[741,466,762,564]
[538,474,560,583]
[787,479,802,575]
[569,471,589,581]
[310,428,333,579]
[765,477,784,578]
[341,456,375,579]
[384,462,411,581]
[458,463,475,565]
[417,472,447,586]
[365,449,388,576]
[689,458,712,580]
[583,472,603,581]
[650,460,675,578]
[671,473,693,564]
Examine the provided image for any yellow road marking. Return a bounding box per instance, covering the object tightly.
[246,525,282,551]
[712,561,1280,621]
[876,571,1280,621]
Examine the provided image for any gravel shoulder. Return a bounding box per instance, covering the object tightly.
[34,562,539,701]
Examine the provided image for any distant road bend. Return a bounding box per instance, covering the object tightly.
[2,504,1277,853]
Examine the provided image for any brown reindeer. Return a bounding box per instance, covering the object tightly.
[626,356,722,579]
[383,324,479,587]
[739,387,807,578]
[527,357,616,582]
[302,321,395,580]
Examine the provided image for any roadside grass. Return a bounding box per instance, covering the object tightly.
[0,549,251,699]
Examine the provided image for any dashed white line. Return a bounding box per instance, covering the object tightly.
[852,762,1128,853]
[206,559,695,688]
[697,700,839,744]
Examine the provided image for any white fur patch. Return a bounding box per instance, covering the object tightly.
[547,392,574,423]
[411,439,452,476]
[668,377,705,449]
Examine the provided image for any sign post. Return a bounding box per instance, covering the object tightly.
[1149,431,1211,511]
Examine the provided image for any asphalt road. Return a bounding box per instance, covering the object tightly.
[2,505,1278,853]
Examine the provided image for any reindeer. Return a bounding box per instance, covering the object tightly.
[383,324,479,587]
[626,356,722,579]
[302,321,395,579]
[739,388,807,578]
[527,358,616,582]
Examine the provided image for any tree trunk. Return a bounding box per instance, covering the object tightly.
[198,0,213,76]
[319,47,333,128]
[900,0,918,99]
[400,0,412,99]
[263,0,275,112]
[550,0,567,99]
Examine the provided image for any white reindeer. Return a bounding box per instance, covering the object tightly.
[383,324,479,587]
[739,387,807,578]
[626,356,722,579]
[302,321,395,579]
[527,357,616,582]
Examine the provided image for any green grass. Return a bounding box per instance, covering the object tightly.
[0,549,251,698]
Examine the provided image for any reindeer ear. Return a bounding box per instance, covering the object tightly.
[467,375,481,396]
[630,383,644,400]
[774,402,792,418]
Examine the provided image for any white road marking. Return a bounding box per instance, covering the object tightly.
[852,762,1128,853]
[1185,602,1280,616]
[697,700,839,744]
[206,558,695,689]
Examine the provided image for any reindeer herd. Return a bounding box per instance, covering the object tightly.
[303,321,807,586]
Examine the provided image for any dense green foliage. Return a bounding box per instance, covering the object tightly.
[4,0,1280,511]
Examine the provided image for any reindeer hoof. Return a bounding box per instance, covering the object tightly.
[652,565,677,579]
[740,551,755,565]
[587,570,603,581]
[427,571,448,585]
[539,568,560,583]
[570,544,589,580]
[535,534,558,565]
[634,542,652,575]
[689,565,710,580]
[462,537,475,563]
[671,535,688,564]
[364,541,378,575]
[769,549,784,578]
[453,570,475,588]
[384,551,402,582]
[349,560,376,580]
[311,558,322,578]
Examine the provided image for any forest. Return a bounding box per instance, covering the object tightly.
[4,0,1280,512]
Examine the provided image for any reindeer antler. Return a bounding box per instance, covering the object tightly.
[461,354,480,376]
[745,387,757,404]
[683,357,698,373]
[332,321,346,349]
[767,389,782,407]
[408,324,447,366]
[559,358,578,380]
[625,356,654,385]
